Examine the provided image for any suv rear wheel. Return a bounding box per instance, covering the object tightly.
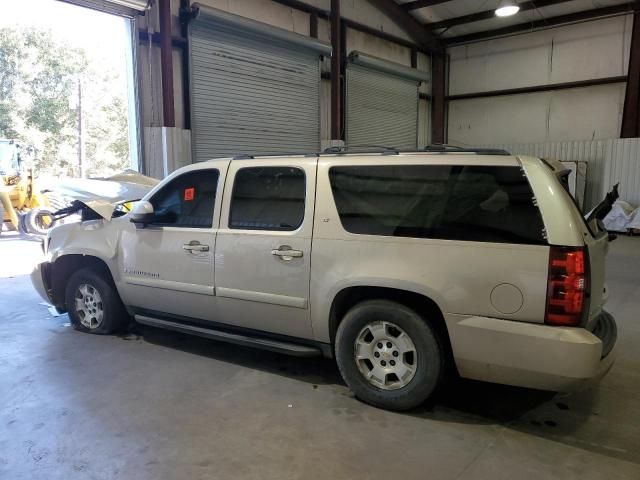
[335,300,443,411]
[65,268,128,334]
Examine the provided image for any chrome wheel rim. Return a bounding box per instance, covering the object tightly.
[74,283,104,329]
[354,321,418,390]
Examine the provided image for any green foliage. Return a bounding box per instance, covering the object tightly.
[0,26,129,176]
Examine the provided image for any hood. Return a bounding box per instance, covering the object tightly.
[40,171,158,204]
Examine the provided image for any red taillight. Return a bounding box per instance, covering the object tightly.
[545,246,588,326]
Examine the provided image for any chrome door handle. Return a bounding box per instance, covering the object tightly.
[183,241,209,252]
[271,245,303,260]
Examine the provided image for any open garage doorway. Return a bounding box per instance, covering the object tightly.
[0,0,149,238]
[0,0,141,178]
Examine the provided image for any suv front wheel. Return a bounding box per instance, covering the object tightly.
[65,268,128,334]
[335,300,443,411]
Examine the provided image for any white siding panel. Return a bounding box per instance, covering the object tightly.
[550,16,631,83]
[548,85,625,141]
[448,16,632,96]
[346,28,411,66]
[448,94,549,146]
[449,84,626,146]
[449,34,550,94]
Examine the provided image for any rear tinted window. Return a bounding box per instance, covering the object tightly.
[329,165,546,245]
[229,167,305,231]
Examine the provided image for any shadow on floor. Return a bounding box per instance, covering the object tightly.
[134,323,558,425]
[57,319,637,463]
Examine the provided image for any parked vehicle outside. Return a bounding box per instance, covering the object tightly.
[31,149,617,411]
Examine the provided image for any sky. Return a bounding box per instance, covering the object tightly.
[0,0,130,70]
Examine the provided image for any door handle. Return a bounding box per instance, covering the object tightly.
[271,245,303,260]
[183,241,209,252]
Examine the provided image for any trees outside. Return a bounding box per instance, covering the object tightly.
[0,27,130,177]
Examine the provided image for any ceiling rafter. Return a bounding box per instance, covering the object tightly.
[401,0,452,11]
[444,1,640,45]
[427,0,574,30]
[367,0,442,51]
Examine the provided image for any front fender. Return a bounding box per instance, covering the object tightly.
[47,218,124,279]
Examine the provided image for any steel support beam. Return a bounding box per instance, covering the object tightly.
[367,0,441,52]
[330,0,342,139]
[158,0,175,127]
[622,12,640,137]
[138,30,187,49]
[444,1,640,45]
[428,0,573,30]
[402,0,452,11]
[309,11,319,38]
[271,0,433,52]
[431,53,446,144]
[448,76,628,101]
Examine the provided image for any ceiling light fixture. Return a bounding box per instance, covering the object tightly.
[495,0,520,17]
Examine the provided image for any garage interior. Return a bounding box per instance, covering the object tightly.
[1,0,640,479]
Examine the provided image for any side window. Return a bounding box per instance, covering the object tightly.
[229,167,305,231]
[329,165,546,245]
[149,169,219,228]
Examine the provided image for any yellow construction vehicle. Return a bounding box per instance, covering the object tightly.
[0,139,54,236]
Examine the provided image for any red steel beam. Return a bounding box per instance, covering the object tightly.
[428,0,573,30]
[431,52,447,144]
[444,1,640,45]
[158,0,175,127]
[622,12,640,137]
[367,0,441,52]
[331,0,342,139]
[402,1,452,11]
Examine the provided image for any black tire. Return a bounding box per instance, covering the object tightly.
[335,300,444,411]
[65,268,129,334]
[24,207,56,236]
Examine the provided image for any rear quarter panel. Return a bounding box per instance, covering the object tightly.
[310,154,550,343]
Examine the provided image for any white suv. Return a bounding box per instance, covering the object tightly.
[31,149,617,411]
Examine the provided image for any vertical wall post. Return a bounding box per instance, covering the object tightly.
[159,0,175,127]
[330,0,342,140]
[180,0,191,129]
[431,52,446,144]
[410,48,418,69]
[622,12,640,138]
[310,11,318,38]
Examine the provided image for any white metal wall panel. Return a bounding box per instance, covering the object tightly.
[448,84,626,146]
[448,16,632,95]
[189,18,323,161]
[488,138,640,210]
[346,65,418,149]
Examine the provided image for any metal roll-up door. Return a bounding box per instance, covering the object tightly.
[346,52,429,150]
[57,0,149,17]
[188,5,331,162]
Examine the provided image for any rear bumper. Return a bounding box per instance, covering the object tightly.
[446,312,617,392]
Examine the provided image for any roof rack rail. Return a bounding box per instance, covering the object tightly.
[323,145,399,154]
[221,146,511,161]
[422,145,511,155]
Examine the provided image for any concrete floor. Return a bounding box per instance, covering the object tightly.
[1,231,639,480]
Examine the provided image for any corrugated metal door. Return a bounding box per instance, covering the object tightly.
[346,64,418,150]
[57,0,147,17]
[189,16,323,161]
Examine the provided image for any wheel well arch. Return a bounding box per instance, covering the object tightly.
[50,255,114,309]
[328,286,454,364]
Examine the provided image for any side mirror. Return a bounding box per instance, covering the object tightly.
[129,201,154,226]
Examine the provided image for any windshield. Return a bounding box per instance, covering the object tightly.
[0,142,18,173]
